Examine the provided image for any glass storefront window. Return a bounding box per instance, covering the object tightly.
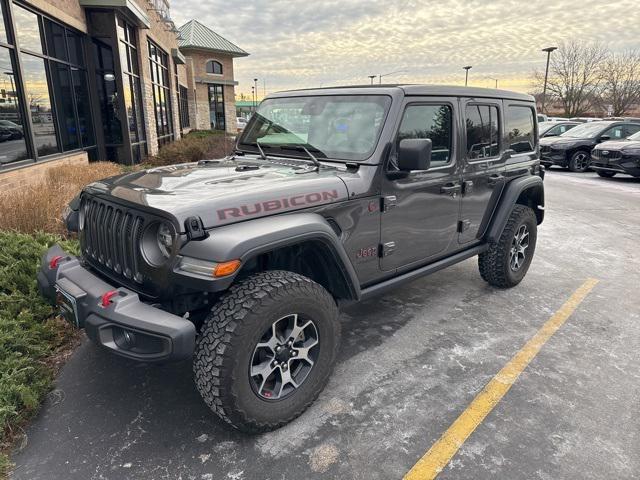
[71,69,94,148]
[0,3,8,44]
[208,84,225,130]
[20,53,59,156]
[148,39,173,145]
[13,5,42,54]
[43,19,67,61]
[0,46,28,165]
[51,62,79,150]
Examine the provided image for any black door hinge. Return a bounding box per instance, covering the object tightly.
[463,180,474,195]
[458,220,471,233]
[381,195,397,212]
[185,216,208,241]
[379,241,396,257]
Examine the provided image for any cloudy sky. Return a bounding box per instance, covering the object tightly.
[171,0,640,98]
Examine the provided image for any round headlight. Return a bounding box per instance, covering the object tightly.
[157,222,174,258]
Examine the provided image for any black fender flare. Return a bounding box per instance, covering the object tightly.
[485,175,544,243]
[178,213,361,300]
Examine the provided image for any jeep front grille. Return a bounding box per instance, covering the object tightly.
[81,197,145,284]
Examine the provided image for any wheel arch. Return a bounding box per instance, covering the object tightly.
[178,213,361,302]
[485,175,544,243]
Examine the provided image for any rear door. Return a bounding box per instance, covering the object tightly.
[458,99,506,244]
[379,98,461,271]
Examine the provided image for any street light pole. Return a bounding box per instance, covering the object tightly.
[253,78,258,110]
[368,75,376,85]
[463,66,472,86]
[378,70,405,85]
[541,46,557,114]
[488,77,498,88]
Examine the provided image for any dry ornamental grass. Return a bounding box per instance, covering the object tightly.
[0,162,122,236]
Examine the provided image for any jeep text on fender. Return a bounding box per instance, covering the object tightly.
[38,85,544,433]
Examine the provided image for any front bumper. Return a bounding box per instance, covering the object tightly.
[540,151,566,167]
[38,245,196,363]
[591,158,640,177]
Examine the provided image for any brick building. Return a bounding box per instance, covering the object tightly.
[0,0,247,179]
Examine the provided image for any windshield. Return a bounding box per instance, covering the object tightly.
[561,122,607,138]
[238,95,391,161]
[538,122,556,135]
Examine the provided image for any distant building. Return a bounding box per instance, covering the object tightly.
[0,0,248,178]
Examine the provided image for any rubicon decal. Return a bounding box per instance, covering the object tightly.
[217,190,340,220]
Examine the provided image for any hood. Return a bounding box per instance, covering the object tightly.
[595,139,640,151]
[83,158,349,231]
[539,136,594,148]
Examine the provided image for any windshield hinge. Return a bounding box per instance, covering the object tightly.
[381,195,397,212]
[185,216,208,241]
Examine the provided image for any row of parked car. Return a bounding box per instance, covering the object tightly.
[538,117,640,178]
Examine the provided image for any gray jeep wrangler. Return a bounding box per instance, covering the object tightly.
[38,85,544,432]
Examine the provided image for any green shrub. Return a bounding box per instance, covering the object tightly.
[0,231,79,476]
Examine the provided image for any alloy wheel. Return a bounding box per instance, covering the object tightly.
[510,224,530,271]
[574,152,589,171]
[249,314,319,400]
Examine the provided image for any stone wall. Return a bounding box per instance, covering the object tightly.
[0,151,87,192]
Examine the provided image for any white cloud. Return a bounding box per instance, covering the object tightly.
[171,0,640,96]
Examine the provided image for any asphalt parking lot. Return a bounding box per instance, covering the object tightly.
[11,170,640,480]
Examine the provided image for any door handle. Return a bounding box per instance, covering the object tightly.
[440,183,461,195]
[488,174,504,186]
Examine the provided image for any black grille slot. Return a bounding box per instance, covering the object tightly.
[81,197,145,284]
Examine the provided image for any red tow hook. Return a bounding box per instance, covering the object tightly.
[49,255,64,270]
[100,290,119,308]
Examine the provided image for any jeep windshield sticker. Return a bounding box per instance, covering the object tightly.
[217,190,340,220]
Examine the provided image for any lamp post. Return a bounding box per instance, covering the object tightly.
[488,77,498,88]
[541,47,557,114]
[368,75,376,85]
[463,66,472,86]
[251,86,255,112]
[253,78,258,110]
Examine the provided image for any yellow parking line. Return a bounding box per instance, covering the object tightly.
[404,278,599,480]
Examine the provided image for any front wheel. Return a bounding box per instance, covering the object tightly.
[194,270,340,432]
[568,150,591,172]
[479,205,537,288]
[596,170,616,178]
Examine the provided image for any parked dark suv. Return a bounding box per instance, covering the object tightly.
[591,129,640,178]
[540,120,640,172]
[38,85,544,432]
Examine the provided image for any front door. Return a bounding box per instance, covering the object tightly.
[458,99,507,243]
[380,100,461,271]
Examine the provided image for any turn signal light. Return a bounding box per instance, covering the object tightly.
[213,260,241,277]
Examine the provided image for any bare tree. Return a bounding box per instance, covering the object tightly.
[597,50,640,116]
[533,41,608,116]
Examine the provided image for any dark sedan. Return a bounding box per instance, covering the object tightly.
[591,130,640,178]
[538,121,579,138]
[539,121,640,172]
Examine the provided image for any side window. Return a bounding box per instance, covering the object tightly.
[625,124,640,137]
[465,104,499,159]
[397,104,452,167]
[506,106,535,153]
[206,60,223,75]
[604,126,625,139]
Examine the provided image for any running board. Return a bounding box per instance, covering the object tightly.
[359,244,489,301]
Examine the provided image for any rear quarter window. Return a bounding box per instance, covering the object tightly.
[506,106,536,153]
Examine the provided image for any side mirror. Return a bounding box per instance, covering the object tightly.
[599,135,610,142]
[397,138,432,171]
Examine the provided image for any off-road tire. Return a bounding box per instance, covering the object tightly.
[194,270,340,433]
[479,205,537,288]
[568,150,591,172]
[596,170,616,178]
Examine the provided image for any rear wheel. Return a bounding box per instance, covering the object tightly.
[193,270,340,432]
[479,205,537,288]
[568,150,591,172]
[596,170,616,178]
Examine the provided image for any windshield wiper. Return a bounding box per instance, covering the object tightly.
[278,144,324,169]
[254,141,268,160]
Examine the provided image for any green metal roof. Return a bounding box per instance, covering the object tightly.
[178,20,248,57]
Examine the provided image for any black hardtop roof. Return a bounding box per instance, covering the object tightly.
[267,84,534,102]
